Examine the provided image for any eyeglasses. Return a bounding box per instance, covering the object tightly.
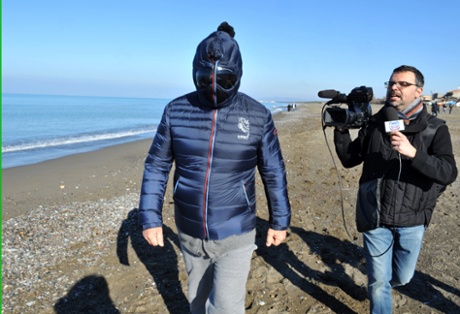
[196,66,238,90]
[384,81,419,89]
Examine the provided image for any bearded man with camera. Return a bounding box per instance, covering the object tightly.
[332,65,457,313]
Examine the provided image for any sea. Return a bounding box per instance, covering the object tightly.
[2,94,291,169]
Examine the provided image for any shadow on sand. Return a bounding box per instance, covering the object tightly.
[254,217,365,313]
[55,214,459,313]
[396,270,460,313]
[117,208,190,314]
[54,275,120,314]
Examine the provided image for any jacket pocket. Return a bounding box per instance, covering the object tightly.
[241,181,251,207]
[173,176,181,195]
[356,178,381,232]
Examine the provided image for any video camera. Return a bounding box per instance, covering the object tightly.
[318,86,373,129]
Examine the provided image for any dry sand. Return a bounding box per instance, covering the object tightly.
[2,103,460,313]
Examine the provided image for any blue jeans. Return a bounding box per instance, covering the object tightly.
[363,225,425,314]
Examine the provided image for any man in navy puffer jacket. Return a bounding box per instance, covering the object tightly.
[139,22,291,313]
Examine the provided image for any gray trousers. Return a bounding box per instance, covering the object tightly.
[179,229,257,314]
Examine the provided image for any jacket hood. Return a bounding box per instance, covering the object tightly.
[192,23,243,108]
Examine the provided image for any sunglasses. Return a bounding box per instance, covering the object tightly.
[196,66,238,90]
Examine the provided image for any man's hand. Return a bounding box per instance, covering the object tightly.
[390,131,417,158]
[143,227,164,247]
[266,228,287,247]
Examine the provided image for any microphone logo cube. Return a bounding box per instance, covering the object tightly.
[385,120,405,133]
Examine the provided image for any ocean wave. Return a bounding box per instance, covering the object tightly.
[2,129,156,153]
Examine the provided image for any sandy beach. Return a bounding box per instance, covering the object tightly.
[2,103,460,313]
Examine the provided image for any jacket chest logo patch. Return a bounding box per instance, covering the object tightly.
[237,117,250,140]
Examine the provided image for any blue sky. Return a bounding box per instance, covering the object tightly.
[2,0,459,101]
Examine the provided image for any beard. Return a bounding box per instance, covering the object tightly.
[386,92,403,108]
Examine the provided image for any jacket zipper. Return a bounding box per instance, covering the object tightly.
[203,109,218,239]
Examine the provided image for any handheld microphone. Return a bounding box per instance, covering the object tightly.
[383,106,405,133]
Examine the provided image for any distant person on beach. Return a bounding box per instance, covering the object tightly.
[138,22,291,314]
[447,100,455,114]
[430,100,438,116]
[333,65,457,313]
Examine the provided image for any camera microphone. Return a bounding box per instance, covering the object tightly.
[383,105,405,133]
[318,89,339,98]
[318,89,348,103]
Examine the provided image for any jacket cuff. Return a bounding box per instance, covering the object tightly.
[410,149,429,170]
[142,222,163,230]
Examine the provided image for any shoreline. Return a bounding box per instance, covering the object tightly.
[1,104,314,221]
[2,97,297,170]
[2,138,151,220]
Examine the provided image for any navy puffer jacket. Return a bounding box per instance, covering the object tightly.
[139,28,291,240]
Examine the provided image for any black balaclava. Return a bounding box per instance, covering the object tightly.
[192,22,243,108]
